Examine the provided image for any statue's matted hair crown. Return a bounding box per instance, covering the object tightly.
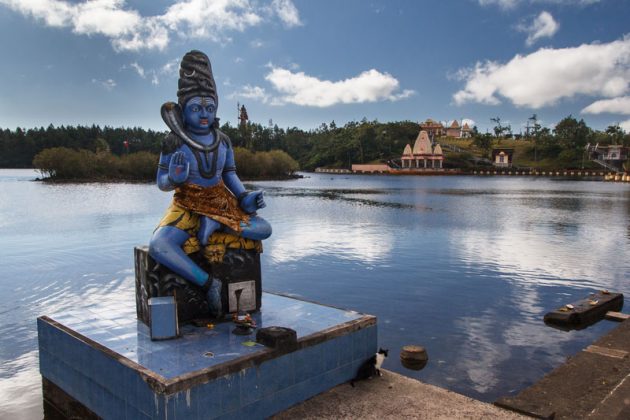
[177,50,218,108]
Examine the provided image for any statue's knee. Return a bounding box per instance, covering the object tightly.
[148,235,168,259]
[258,218,272,238]
[149,227,187,257]
[243,217,272,240]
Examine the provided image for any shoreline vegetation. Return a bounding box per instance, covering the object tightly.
[1,115,628,181]
[31,146,299,182]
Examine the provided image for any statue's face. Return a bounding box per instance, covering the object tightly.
[183,96,216,134]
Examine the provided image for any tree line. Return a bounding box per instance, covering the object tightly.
[0,125,163,168]
[1,115,628,177]
[0,119,422,173]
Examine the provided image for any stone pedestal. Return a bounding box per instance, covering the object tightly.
[134,246,262,324]
[38,293,377,419]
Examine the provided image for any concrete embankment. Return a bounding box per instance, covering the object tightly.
[276,318,630,419]
[496,318,630,419]
[273,369,527,420]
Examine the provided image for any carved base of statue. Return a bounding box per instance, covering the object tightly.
[135,236,262,324]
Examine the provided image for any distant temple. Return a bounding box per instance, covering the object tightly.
[401,130,443,169]
[419,118,472,140]
[446,120,461,138]
[419,119,445,141]
[461,122,473,138]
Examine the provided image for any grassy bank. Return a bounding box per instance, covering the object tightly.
[441,137,603,170]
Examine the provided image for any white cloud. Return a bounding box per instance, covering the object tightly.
[125,58,179,86]
[271,0,302,27]
[130,62,145,78]
[478,0,518,9]
[620,119,630,132]
[228,85,271,103]
[161,58,180,76]
[250,39,264,48]
[92,78,116,90]
[478,0,600,9]
[518,11,559,46]
[264,67,415,107]
[161,0,261,41]
[582,96,630,115]
[463,118,476,127]
[453,35,630,108]
[0,0,301,51]
[72,0,140,38]
[111,18,169,51]
[0,0,73,27]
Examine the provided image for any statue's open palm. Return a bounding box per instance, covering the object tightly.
[169,151,189,184]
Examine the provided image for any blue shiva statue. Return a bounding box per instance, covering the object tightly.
[149,50,271,316]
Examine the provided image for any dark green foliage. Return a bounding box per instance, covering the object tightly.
[0,124,164,168]
[119,152,160,180]
[31,145,297,181]
[33,147,158,181]
[473,133,494,158]
[553,115,593,150]
[234,148,299,179]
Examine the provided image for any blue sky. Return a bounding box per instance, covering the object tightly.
[0,0,628,133]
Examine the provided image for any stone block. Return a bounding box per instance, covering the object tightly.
[149,296,179,340]
[135,246,262,324]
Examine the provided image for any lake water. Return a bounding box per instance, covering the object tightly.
[1,168,630,419]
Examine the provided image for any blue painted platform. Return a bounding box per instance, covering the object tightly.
[38,292,377,419]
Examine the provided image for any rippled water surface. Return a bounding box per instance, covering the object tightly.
[1,169,630,418]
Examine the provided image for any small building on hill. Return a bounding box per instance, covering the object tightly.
[492,148,514,168]
[586,144,628,171]
[446,120,461,138]
[461,122,473,138]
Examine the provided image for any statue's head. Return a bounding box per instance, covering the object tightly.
[177,50,218,133]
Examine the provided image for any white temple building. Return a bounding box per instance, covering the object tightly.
[401,130,443,169]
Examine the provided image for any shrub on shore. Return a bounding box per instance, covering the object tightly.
[33,147,158,181]
[33,146,299,181]
[234,148,299,178]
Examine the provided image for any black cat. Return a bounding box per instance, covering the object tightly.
[350,348,388,387]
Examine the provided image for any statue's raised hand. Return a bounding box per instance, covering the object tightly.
[168,151,189,185]
[240,190,266,214]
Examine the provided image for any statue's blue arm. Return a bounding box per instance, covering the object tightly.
[222,147,265,214]
[221,146,271,240]
[222,146,245,196]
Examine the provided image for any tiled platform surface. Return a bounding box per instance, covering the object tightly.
[38,292,377,419]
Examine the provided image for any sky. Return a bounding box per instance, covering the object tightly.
[0,0,628,134]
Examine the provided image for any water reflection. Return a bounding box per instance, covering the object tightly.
[1,170,630,416]
[0,350,42,420]
[270,218,395,264]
